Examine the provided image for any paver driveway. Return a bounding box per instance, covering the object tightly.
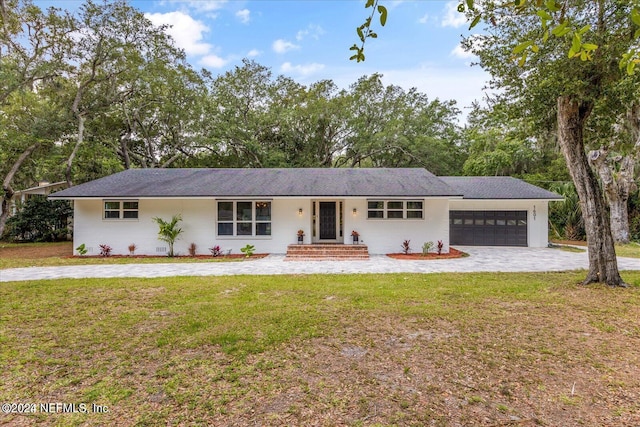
[1,246,638,282]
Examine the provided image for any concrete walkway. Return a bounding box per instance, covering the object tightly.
[1,246,638,282]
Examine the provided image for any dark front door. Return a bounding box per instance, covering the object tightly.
[319,202,337,239]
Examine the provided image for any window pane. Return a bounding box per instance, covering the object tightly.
[256,202,271,221]
[237,202,252,221]
[485,219,495,225]
[237,222,252,235]
[104,211,120,219]
[368,210,383,219]
[497,219,506,226]
[388,210,403,219]
[218,202,233,221]
[368,201,384,209]
[104,201,120,210]
[387,201,403,210]
[507,219,516,226]
[453,218,463,225]
[123,201,138,209]
[465,219,474,225]
[475,219,484,225]
[407,211,423,219]
[407,201,423,210]
[218,222,233,235]
[518,219,527,226]
[123,211,138,219]
[256,223,271,236]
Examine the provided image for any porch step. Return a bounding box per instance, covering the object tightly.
[285,244,369,261]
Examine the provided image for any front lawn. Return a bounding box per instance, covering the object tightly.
[1,272,639,426]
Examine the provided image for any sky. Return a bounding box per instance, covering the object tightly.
[47,0,491,120]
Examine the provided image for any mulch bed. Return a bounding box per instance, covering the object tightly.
[72,253,270,260]
[386,247,466,260]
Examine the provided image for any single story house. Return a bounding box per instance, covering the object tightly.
[1,181,68,217]
[48,168,562,256]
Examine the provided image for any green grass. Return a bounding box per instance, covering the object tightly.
[616,242,640,258]
[1,272,640,425]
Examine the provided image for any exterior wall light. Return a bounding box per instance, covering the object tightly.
[298,208,303,216]
[352,208,357,215]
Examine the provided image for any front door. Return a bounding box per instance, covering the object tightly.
[319,202,337,239]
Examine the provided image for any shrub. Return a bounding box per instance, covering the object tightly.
[209,245,223,257]
[240,244,255,257]
[76,243,88,256]
[153,214,183,257]
[128,243,136,256]
[437,240,444,255]
[188,242,197,257]
[5,196,72,242]
[401,239,411,255]
[422,241,434,256]
[99,244,112,257]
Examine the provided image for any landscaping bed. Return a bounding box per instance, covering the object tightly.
[387,247,467,260]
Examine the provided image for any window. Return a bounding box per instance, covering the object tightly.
[367,200,424,220]
[103,200,138,220]
[217,201,271,237]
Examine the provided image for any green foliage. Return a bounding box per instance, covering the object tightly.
[5,196,72,242]
[350,0,387,62]
[153,214,183,257]
[422,241,434,256]
[240,244,255,258]
[76,243,88,256]
[401,239,411,255]
[548,182,584,241]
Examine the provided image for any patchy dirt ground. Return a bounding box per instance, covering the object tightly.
[0,241,72,259]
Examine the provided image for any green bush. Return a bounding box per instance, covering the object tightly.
[6,196,72,242]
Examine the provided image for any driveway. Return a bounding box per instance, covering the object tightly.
[0,246,638,282]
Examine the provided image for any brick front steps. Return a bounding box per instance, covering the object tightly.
[285,244,369,261]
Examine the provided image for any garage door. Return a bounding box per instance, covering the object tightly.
[449,210,528,246]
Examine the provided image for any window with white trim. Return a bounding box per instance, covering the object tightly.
[104,200,138,220]
[217,201,271,236]
[367,200,423,219]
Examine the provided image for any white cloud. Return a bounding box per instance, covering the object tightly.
[236,9,250,24]
[280,62,325,76]
[296,24,325,41]
[380,66,491,122]
[200,54,228,68]
[418,13,429,24]
[450,44,475,59]
[272,39,299,54]
[246,49,260,58]
[441,1,467,28]
[146,11,211,56]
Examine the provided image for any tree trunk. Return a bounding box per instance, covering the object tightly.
[557,96,625,287]
[0,143,39,237]
[589,149,635,244]
[66,114,85,187]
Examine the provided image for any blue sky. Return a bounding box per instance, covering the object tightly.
[49,1,490,119]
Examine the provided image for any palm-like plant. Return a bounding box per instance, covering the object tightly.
[153,214,183,257]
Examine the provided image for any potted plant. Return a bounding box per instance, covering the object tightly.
[351,230,360,244]
[297,229,305,243]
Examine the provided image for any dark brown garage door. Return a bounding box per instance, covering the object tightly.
[450,210,528,246]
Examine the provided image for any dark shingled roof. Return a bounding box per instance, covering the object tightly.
[440,176,562,200]
[49,168,460,199]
